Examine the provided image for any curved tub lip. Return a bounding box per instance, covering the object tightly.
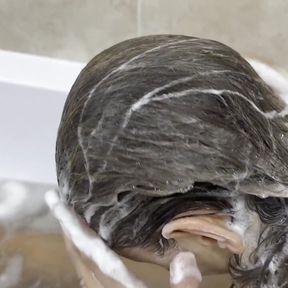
[0,49,85,92]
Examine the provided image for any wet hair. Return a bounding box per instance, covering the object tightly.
[56,35,288,287]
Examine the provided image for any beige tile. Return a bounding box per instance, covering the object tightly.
[140,0,288,70]
[0,0,137,61]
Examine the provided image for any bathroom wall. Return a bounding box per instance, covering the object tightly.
[0,0,287,69]
[0,3,286,287]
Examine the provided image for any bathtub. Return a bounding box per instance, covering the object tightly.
[0,50,85,184]
[0,52,85,286]
[2,51,288,288]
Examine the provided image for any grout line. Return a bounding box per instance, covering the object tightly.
[137,0,142,36]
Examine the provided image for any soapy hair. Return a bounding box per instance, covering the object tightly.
[229,196,288,288]
[56,35,288,287]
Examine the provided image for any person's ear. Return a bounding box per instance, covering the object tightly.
[162,214,244,254]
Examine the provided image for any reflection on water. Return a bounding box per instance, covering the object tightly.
[0,179,80,288]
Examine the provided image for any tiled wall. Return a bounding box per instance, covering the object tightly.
[0,0,287,69]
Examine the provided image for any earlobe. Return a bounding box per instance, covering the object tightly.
[162,215,244,255]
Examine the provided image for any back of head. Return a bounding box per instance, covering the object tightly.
[56,35,288,287]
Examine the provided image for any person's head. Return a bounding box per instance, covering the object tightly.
[56,35,288,287]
